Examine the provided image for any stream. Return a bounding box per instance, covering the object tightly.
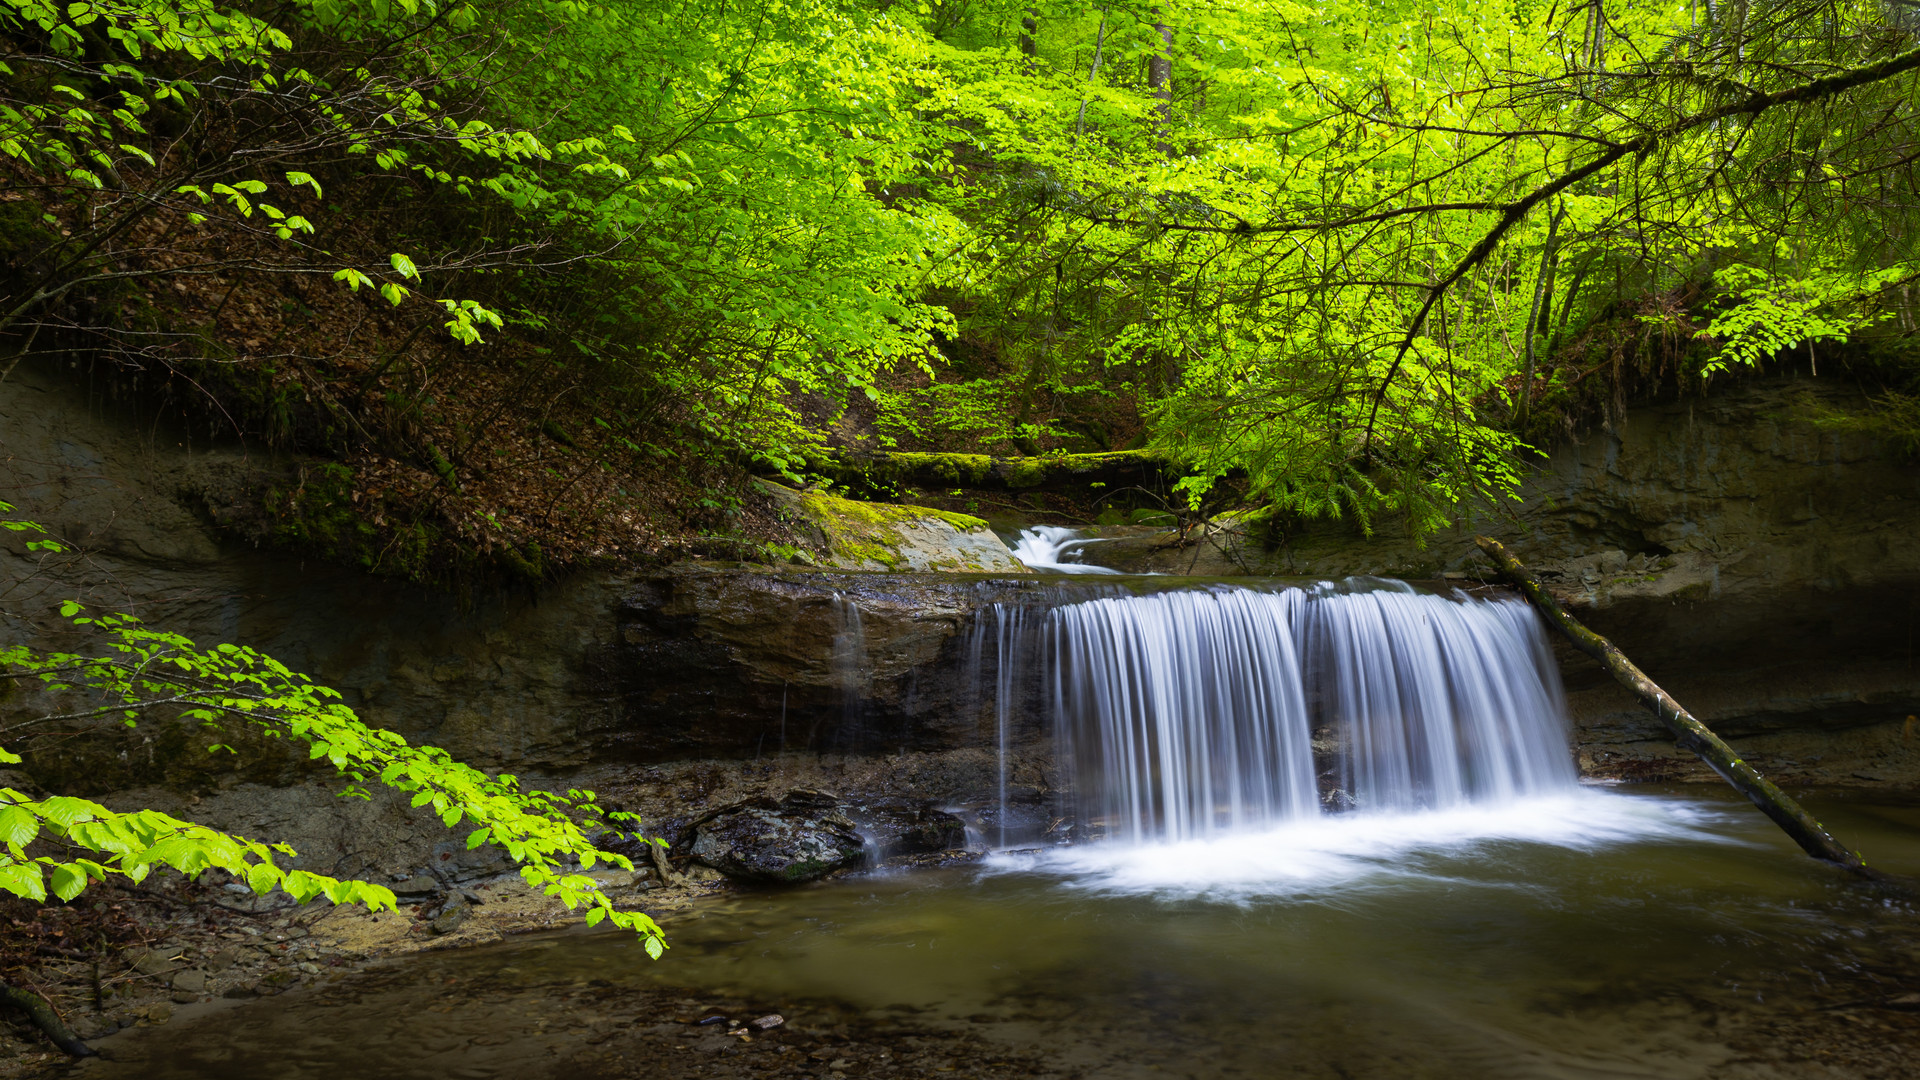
[75,785,1920,1080]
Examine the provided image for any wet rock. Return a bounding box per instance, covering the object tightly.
[429,897,471,935]
[259,970,300,991]
[222,982,260,1000]
[972,795,1055,846]
[688,790,866,884]
[846,799,966,858]
[880,849,986,870]
[750,1014,785,1030]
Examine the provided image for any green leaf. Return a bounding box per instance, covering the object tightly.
[49,863,88,901]
[0,806,38,848]
[0,863,45,902]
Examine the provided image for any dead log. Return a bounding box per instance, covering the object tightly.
[1474,535,1878,877]
[0,980,94,1057]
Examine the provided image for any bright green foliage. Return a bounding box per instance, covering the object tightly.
[881,0,1920,529]
[4,0,1918,545]
[0,0,540,340]
[0,526,666,954]
[476,0,968,476]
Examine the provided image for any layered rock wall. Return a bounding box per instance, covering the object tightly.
[4,365,1917,804]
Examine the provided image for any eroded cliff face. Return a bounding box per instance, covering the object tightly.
[0,367,1037,793]
[3,366,1917,812]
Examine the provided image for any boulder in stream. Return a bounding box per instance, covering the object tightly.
[845,799,968,857]
[687,790,867,884]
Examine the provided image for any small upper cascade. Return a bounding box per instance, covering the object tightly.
[1010,526,1125,574]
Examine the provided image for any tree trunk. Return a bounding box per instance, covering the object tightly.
[0,981,95,1057]
[1019,7,1038,62]
[1074,8,1111,143]
[1473,536,1882,878]
[1517,204,1562,430]
[1147,11,1173,155]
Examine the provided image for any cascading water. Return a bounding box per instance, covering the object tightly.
[1295,581,1575,813]
[830,593,868,738]
[971,579,1577,846]
[1050,588,1321,841]
[1010,526,1124,574]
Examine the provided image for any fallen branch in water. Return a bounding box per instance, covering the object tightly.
[1474,535,1880,878]
[0,980,94,1057]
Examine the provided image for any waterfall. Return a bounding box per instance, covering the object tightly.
[1295,582,1575,814]
[830,593,868,741]
[971,580,1576,846]
[967,603,1036,846]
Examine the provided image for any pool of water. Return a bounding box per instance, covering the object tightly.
[75,786,1920,1079]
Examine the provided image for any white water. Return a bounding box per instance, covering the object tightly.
[1010,525,1125,574]
[1050,587,1321,840]
[968,579,1582,848]
[1295,581,1575,813]
[993,791,1746,901]
[966,604,1032,846]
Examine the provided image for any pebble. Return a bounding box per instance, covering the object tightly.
[750,1014,785,1030]
[129,949,183,977]
[170,970,208,993]
[390,875,440,897]
[429,900,471,935]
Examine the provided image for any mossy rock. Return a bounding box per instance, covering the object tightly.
[756,481,1027,574]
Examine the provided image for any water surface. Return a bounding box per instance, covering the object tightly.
[80,786,1920,1079]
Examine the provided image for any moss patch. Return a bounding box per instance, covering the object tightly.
[755,481,1009,571]
[816,449,1164,494]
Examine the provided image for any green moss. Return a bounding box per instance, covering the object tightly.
[761,481,992,570]
[813,449,1163,496]
[1003,458,1049,488]
[499,541,547,581]
[886,452,995,486]
[797,489,987,532]
[1673,579,1713,602]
